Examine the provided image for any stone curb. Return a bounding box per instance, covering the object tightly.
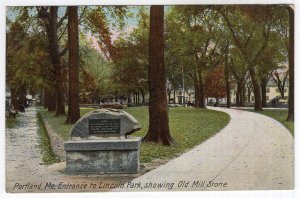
[38,111,66,160]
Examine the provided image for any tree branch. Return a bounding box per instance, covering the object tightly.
[218,9,247,57]
[58,25,68,41]
[244,25,255,48]
[57,9,68,28]
[79,6,87,24]
[252,23,271,65]
[59,46,68,57]
[36,6,50,20]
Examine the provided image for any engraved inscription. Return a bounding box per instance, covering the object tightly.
[89,119,120,134]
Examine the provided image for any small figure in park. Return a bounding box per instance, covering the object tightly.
[18,104,25,113]
[9,105,17,119]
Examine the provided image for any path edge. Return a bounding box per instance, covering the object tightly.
[37,110,66,160]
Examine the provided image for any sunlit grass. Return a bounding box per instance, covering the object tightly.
[126,107,230,162]
[37,112,60,164]
[38,106,230,163]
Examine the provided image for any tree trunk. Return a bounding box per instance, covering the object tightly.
[193,68,200,108]
[127,93,132,105]
[247,86,252,103]
[45,7,65,115]
[280,88,285,99]
[236,82,244,107]
[224,58,231,108]
[173,89,176,104]
[144,5,174,146]
[66,6,80,124]
[18,85,27,107]
[286,7,294,121]
[137,92,140,104]
[43,87,49,109]
[260,78,268,107]
[198,67,206,108]
[133,92,137,104]
[11,86,18,109]
[241,84,245,106]
[141,91,145,104]
[48,91,56,111]
[55,85,65,116]
[249,66,262,111]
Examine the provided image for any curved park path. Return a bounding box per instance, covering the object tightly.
[6,107,294,192]
[116,107,294,191]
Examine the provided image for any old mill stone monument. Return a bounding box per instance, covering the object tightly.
[64,109,142,173]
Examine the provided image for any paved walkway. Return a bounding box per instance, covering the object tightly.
[6,107,294,192]
[116,107,294,191]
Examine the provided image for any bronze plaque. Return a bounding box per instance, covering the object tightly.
[89,119,120,134]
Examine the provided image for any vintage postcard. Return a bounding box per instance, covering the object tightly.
[3,0,296,196]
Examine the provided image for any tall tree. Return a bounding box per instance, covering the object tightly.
[66,6,80,123]
[205,65,226,106]
[286,6,294,121]
[219,6,275,111]
[224,43,231,108]
[37,6,68,115]
[166,6,225,108]
[6,9,46,109]
[143,6,174,145]
[113,9,149,103]
[271,68,288,99]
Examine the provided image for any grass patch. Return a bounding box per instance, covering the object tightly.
[252,109,294,136]
[5,116,18,128]
[38,108,94,140]
[37,112,60,165]
[38,107,230,163]
[125,107,230,162]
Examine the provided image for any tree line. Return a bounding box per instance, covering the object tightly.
[6,5,294,145]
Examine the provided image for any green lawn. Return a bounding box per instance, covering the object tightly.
[38,107,94,140]
[254,109,294,136]
[38,107,230,163]
[37,112,60,164]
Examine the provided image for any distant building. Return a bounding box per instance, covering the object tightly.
[230,79,289,107]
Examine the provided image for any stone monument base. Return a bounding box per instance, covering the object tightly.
[65,137,142,174]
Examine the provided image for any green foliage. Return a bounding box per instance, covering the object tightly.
[79,38,114,98]
[6,7,50,95]
[37,112,60,165]
[82,6,129,60]
[220,5,287,70]
[38,107,95,140]
[166,6,227,92]
[124,107,230,163]
[112,7,149,96]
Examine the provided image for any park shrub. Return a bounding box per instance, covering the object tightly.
[99,103,124,109]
